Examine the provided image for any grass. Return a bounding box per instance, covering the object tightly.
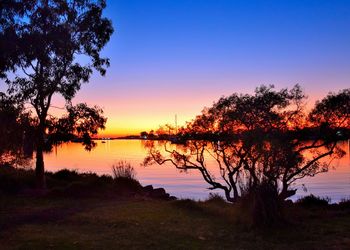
[1,166,350,249]
[1,194,350,249]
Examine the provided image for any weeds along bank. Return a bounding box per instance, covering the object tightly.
[0,163,174,200]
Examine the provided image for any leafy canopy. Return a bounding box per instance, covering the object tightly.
[1,0,113,114]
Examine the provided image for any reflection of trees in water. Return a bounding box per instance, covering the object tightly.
[144,85,349,203]
[0,96,107,167]
[0,93,34,167]
[145,138,344,203]
[349,140,350,162]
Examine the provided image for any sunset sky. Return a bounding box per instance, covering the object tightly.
[4,0,350,136]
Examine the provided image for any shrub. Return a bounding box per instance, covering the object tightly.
[338,198,350,209]
[296,194,330,207]
[206,193,226,204]
[0,164,36,193]
[112,161,136,180]
[51,169,81,182]
[239,182,283,227]
[111,162,141,193]
[48,172,115,197]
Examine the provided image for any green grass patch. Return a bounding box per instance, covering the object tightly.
[1,195,350,249]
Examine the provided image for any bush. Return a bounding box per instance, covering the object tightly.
[239,182,283,227]
[206,193,226,204]
[111,162,142,193]
[1,163,144,197]
[296,194,330,207]
[338,198,350,209]
[112,161,136,180]
[51,169,81,182]
[0,164,36,193]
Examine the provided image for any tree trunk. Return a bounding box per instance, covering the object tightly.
[278,182,297,201]
[35,125,46,189]
[224,189,237,203]
[251,182,282,227]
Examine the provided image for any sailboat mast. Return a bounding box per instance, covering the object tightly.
[175,114,178,135]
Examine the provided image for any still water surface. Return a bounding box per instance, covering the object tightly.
[44,140,350,202]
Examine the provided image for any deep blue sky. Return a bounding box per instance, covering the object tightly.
[85,0,350,135]
[102,0,350,91]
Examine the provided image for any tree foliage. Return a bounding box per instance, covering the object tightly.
[0,93,34,165]
[309,89,350,129]
[0,0,113,187]
[144,85,349,204]
[48,103,106,150]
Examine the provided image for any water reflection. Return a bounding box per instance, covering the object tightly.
[44,140,350,202]
[294,140,350,202]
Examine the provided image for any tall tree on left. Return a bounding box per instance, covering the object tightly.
[0,0,113,188]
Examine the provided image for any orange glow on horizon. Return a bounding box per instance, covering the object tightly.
[45,82,345,137]
[98,114,195,137]
[95,95,322,137]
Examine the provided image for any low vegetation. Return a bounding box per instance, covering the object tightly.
[1,193,350,249]
[296,194,331,207]
[0,164,141,198]
[1,166,350,249]
[111,161,143,193]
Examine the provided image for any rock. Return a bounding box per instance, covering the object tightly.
[142,185,177,200]
[284,199,294,206]
[169,196,178,201]
[143,185,153,193]
[150,188,168,199]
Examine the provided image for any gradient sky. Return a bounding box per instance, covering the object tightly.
[7,0,350,136]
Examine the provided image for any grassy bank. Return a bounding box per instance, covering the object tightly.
[1,166,350,249]
[1,194,350,249]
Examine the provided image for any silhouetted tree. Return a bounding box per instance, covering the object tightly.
[144,86,349,204]
[140,131,148,138]
[0,0,113,188]
[47,103,106,150]
[309,89,350,130]
[0,93,33,165]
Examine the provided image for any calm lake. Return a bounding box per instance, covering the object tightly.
[44,139,350,202]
